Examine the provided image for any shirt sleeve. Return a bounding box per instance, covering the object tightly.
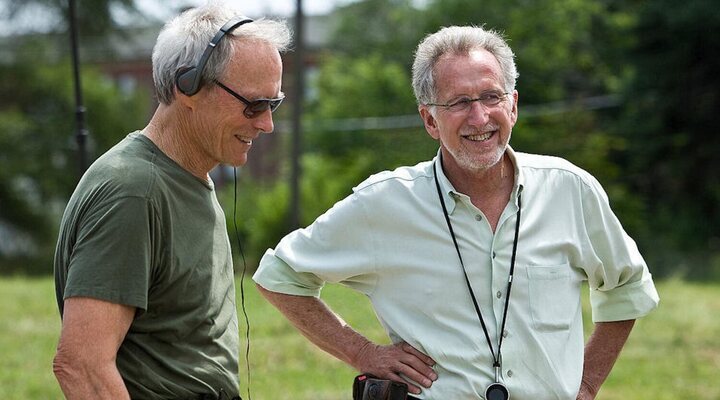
[63,196,155,310]
[579,176,660,322]
[253,192,379,297]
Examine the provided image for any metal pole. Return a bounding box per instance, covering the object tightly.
[68,0,89,178]
[290,0,304,230]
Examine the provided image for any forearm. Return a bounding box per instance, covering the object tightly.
[55,297,135,400]
[256,284,372,368]
[579,319,635,399]
[53,357,130,400]
[256,284,437,395]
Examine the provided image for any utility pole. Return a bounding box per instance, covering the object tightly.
[68,0,89,178]
[290,0,304,230]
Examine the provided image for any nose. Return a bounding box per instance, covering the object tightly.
[253,109,275,134]
[466,100,491,127]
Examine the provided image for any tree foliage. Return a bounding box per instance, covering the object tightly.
[2,0,718,279]
[617,0,720,276]
[328,0,424,66]
[0,40,149,273]
[305,53,433,167]
[301,0,720,279]
[2,0,144,36]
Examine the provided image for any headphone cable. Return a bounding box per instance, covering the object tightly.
[233,167,252,400]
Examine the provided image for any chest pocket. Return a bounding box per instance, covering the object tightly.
[526,264,580,332]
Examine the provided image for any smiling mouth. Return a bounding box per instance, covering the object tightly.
[235,135,253,145]
[464,130,495,142]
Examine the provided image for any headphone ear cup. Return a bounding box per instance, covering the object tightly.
[175,67,200,96]
[175,17,253,98]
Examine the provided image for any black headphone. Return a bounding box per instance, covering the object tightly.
[175,16,254,96]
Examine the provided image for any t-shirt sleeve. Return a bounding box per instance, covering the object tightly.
[579,176,659,322]
[63,196,155,310]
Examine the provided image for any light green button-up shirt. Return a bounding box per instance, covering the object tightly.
[254,148,659,399]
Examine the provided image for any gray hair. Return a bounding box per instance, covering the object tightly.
[412,25,518,105]
[152,3,292,105]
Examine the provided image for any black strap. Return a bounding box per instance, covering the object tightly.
[432,158,521,373]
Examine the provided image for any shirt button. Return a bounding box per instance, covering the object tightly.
[507,370,513,377]
[492,251,496,259]
[475,214,482,221]
[502,330,509,338]
[496,291,502,298]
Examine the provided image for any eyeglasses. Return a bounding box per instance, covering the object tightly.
[213,80,284,119]
[427,91,509,113]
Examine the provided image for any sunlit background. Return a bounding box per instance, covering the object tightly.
[0,0,718,398]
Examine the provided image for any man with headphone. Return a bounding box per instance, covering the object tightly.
[53,4,290,399]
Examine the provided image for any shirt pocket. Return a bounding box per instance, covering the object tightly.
[526,264,580,332]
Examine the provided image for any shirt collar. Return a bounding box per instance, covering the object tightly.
[506,146,525,198]
[431,150,460,214]
[431,146,525,215]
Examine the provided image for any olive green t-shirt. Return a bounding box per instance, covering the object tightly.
[54,132,239,399]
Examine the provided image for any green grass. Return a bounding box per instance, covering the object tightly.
[0,277,718,399]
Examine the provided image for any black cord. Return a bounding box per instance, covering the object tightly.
[233,167,252,400]
[497,189,522,356]
[432,157,521,374]
[433,163,497,363]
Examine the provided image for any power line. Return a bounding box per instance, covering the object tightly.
[275,94,622,133]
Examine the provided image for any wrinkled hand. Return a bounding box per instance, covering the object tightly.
[353,341,437,395]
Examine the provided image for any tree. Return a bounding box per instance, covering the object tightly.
[313,0,636,188]
[2,0,145,36]
[328,0,424,67]
[420,0,634,103]
[617,0,720,277]
[0,0,155,274]
[0,40,149,274]
[305,53,433,167]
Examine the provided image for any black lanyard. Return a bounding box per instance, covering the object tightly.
[432,159,522,379]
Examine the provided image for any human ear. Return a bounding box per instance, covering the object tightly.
[509,91,519,124]
[419,106,440,140]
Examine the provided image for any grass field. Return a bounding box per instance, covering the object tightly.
[0,277,718,399]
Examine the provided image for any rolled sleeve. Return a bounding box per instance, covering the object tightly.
[590,272,659,322]
[253,249,324,297]
[253,192,378,297]
[580,176,659,322]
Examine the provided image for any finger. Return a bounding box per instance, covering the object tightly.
[395,346,437,384]
[366,343,436,391]
[387,371,423,395]
[401,342,436,366]
[394,361,435,389]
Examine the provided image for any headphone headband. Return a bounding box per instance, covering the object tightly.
[176,16,254,96]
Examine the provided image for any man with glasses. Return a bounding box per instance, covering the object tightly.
[254,26,659,399]
[53,4,290,399]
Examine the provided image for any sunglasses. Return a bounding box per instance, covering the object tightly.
[213,80,284,119]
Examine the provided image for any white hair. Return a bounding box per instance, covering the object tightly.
[412,25,518,105]
[151,3,292,104]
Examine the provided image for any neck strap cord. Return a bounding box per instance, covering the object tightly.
[432,158,522,373]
